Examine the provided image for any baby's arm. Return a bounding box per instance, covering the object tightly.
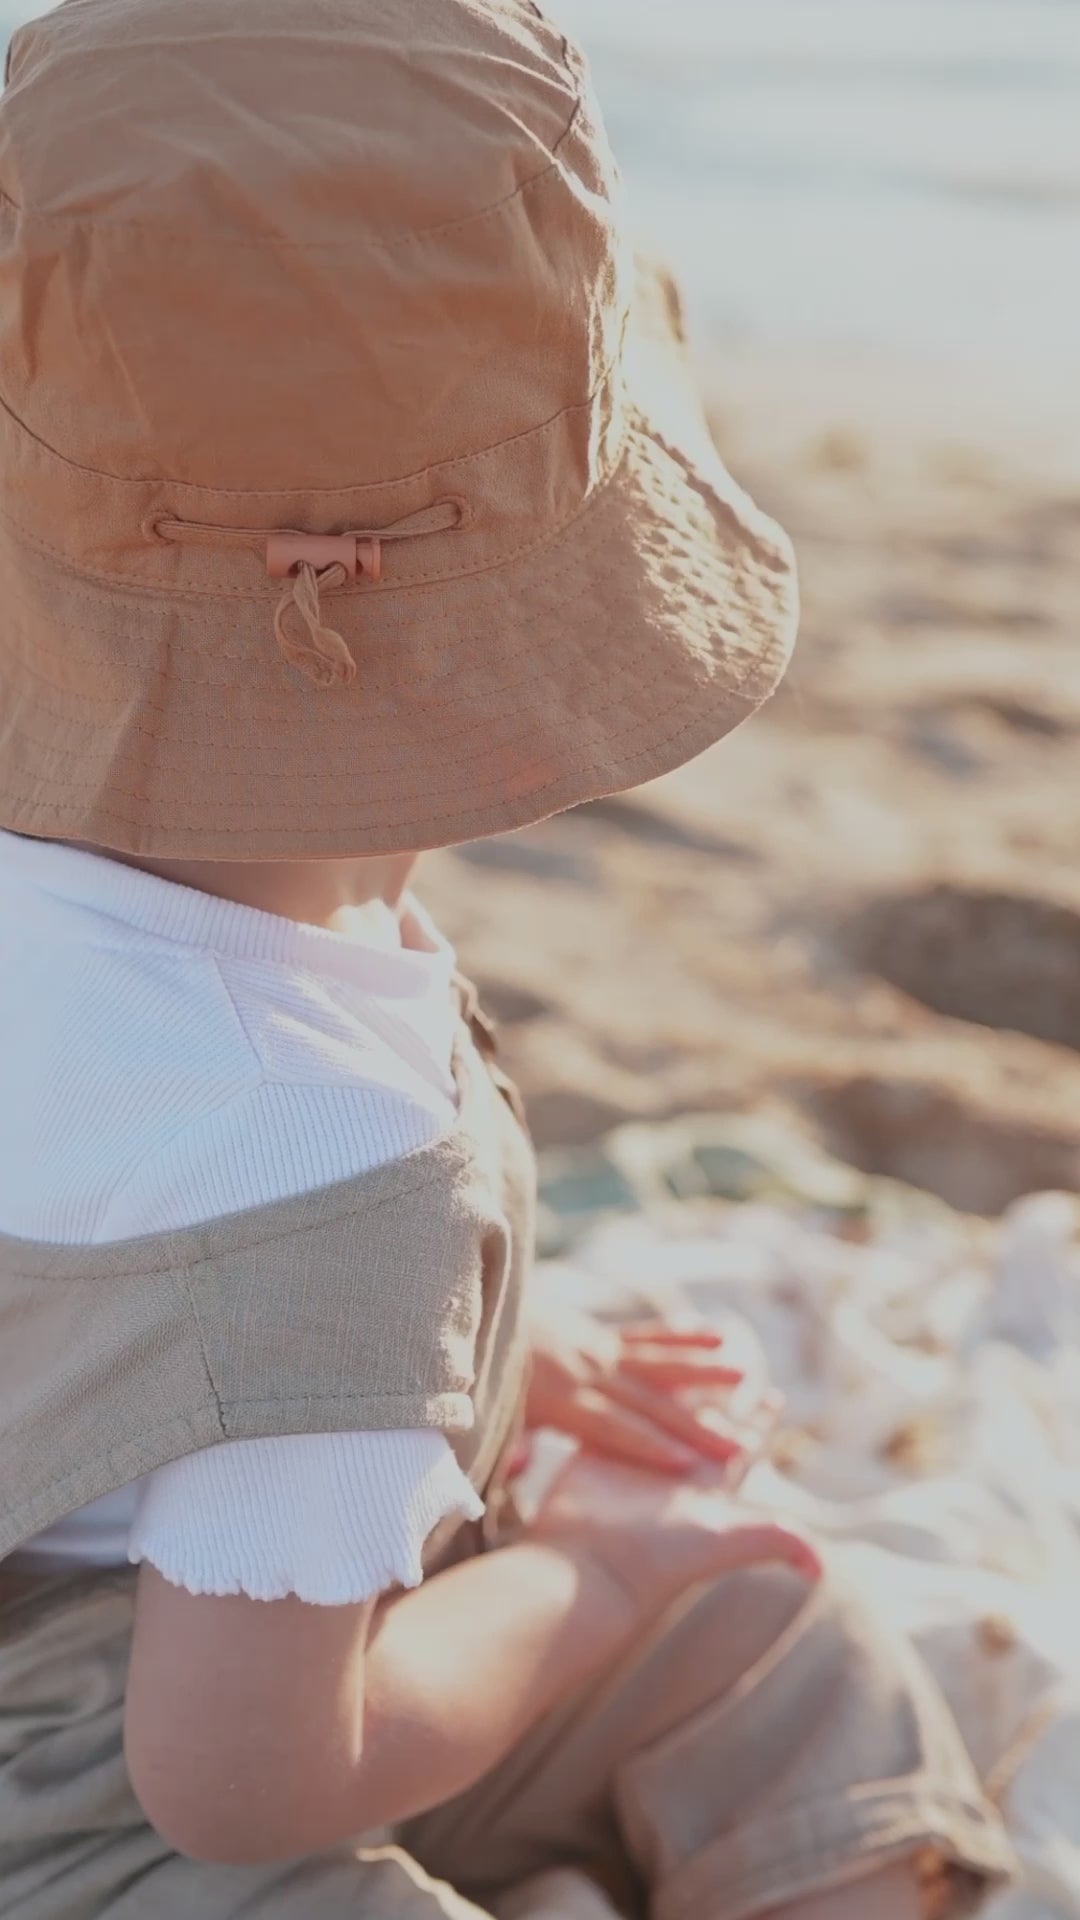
[126,1536,627,1864]
[125,1458,816,1865]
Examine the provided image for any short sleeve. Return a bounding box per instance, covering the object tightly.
[128,1428,483,1605]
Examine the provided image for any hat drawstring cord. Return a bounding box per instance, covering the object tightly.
[273,561,357,689]
[152,498,465,690]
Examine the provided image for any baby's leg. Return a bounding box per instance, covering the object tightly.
[409,1562,1014,1919]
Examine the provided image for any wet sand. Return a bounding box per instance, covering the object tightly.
[423,350,1080,1215]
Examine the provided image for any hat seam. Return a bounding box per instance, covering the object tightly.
[1,569,775,761]
[0,1,586,252]
[0,423,640,601]
[0,101,585,254]
[0,442,753,695]
[3,576,695,719]
[5,591,733,728]
[0,346,623,497]
[1,595,747,762]
[2,553,707,711]
[0,689,767,852]
[0,679,769,830]
[0,447,781,720]
[0,466,681,677]
[1,617,758,775]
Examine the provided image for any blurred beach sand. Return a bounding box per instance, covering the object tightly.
[425,350,1080,1215]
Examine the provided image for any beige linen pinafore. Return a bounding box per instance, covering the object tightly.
[0,986,1014,1918]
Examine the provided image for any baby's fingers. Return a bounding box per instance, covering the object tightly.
[571,1390,703,1475]
[617,1347,745,1390]
[711,1522,822,1583]
[620,1319,725,1350]
[605,1376,748,1467]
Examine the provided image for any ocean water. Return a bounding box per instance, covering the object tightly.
[557,0,1080,371]
[2,0,1078,370]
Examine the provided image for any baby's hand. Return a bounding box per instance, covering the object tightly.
[525,1300,774,1478]
[531,1451,821,1616]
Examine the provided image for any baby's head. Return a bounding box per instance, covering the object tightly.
[0,0,796,875]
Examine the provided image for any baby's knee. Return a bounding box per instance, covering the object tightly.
[683,1551,929,1750]
[686,1556,829,1671]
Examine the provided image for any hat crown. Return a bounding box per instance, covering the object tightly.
[0,0,629,490]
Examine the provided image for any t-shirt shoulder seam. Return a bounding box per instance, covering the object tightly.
[209,957,442,1104]
[209,954,273,1079]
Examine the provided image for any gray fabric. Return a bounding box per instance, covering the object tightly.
[0,983,535,1556]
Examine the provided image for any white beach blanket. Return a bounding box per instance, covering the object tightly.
[536,1187,1080,1919]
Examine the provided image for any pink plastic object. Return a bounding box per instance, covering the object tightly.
[357,538,382,582]
[267,533,359,579]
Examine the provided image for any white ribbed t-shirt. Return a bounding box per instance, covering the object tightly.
[0,829,483,1604]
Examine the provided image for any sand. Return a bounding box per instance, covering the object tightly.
[422,348,1080,1217]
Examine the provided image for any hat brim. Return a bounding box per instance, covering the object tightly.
[0,262,797,860]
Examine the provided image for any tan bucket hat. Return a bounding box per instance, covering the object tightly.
[0,0,798,860]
